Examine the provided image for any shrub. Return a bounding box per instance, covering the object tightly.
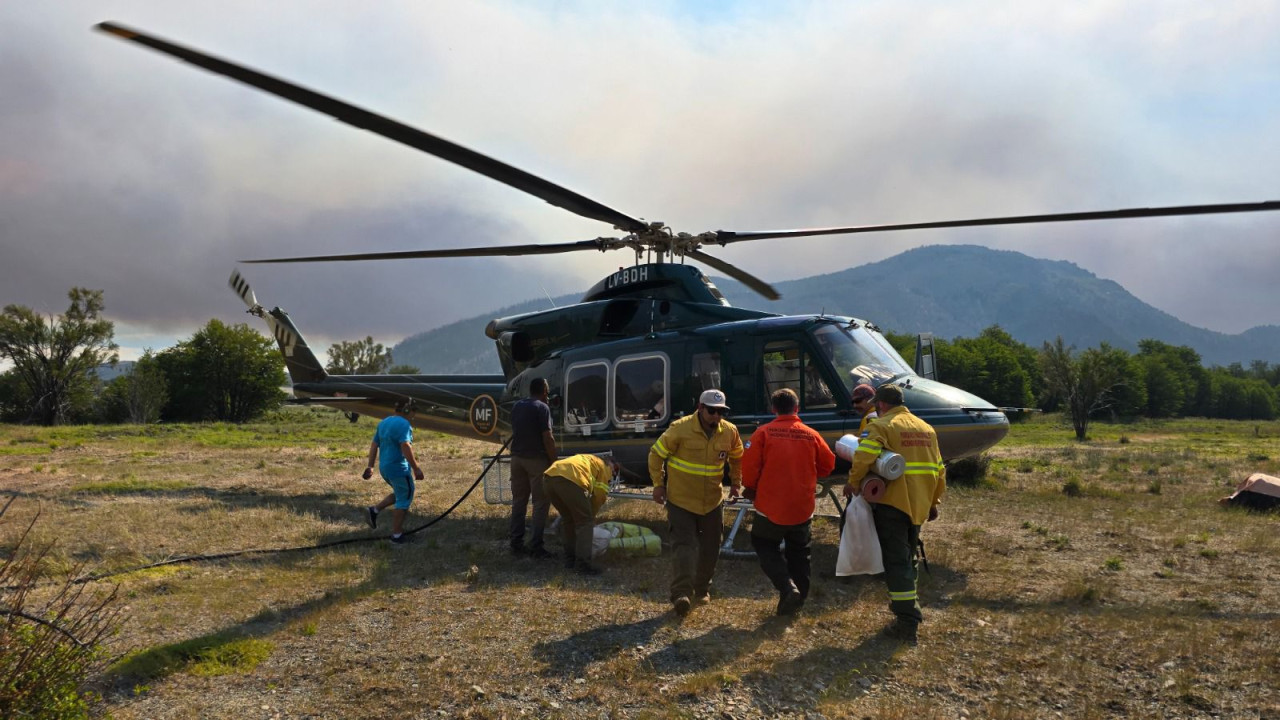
[1,497,122,719]
[946,453,991,487]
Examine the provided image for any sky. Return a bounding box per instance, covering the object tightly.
[2,1,1279,362]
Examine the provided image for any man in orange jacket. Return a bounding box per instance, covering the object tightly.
[742,388,837,615]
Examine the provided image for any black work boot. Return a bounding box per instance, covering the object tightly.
[882,619,918,646]
[777,587,804,616]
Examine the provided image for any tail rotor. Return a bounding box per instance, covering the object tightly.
[230,270,259,310]
[228,271,326,383]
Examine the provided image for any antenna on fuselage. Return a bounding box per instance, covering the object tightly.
[539,284,557,309]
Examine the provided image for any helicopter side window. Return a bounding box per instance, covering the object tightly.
[613,354,669,428]
[564,361,610,432]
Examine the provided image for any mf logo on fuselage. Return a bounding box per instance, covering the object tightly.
[606,265,649,289]
[469,394,498,436]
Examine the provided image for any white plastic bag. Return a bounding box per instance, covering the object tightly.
[591,524,618,559]
[836,495,884,576]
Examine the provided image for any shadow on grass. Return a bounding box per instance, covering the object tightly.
[168,487,370,526]
[531,615,669,678]
[642,622,771,674]
[100,561,388,699]
[947,593,1280,622]
[743,631,908,708]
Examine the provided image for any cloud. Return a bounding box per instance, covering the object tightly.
[2,0,1278,352]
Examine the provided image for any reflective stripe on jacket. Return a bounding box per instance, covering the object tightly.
[648,414,744,515]
[545,454,611,514]
[741,414,837,525]
[848,405,945,525]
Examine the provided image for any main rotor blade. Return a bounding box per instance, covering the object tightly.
[713,200,1280,244]
[95,22,649,234]
[685,249,780,300]
[241,238,616,264]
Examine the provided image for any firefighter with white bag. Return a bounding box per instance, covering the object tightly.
[841,384,946,645]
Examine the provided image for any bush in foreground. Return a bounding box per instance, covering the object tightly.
[0,497,121,719]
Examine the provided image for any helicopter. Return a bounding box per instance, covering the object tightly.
[100,22,1280,481]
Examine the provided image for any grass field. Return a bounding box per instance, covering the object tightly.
[2,409,1277,719]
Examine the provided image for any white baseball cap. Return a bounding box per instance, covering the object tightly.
[699,389,730,410]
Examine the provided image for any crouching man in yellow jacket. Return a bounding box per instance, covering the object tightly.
[649,389,744,617]
[544,454,618,576]
[844,384,945,645]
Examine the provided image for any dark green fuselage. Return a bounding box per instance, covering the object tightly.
[290,263,1007,480]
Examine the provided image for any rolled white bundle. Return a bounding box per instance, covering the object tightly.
[875,451,905,480]
[834,434,861,462]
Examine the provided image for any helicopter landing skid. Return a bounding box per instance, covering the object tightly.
[606,486,758,558]
[602,489,844,559]
[719,499,757,559]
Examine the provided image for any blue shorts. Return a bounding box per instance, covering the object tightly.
[381,472,415,510]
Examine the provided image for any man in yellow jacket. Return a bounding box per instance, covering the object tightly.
[844,384,945,645]
[544,453,618,575]
[649,389,744,617]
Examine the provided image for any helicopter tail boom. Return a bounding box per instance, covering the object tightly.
[264,307,326,384]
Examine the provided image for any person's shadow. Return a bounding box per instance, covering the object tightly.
[640,622,768,674]
[531,615,668,678]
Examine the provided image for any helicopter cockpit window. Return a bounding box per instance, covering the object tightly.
[565,361,609,432]
[811,323,913,395]
[803,352,835,408]
[613,354,668,427]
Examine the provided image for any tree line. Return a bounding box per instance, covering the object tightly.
[0,289,418,425]
[3,288,1277,432]
[886,326,1280,439]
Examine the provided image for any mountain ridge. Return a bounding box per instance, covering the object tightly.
[392,245,1280,373]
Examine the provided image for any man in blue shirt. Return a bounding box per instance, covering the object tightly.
[362,400,425,544]
[508,377,557,558]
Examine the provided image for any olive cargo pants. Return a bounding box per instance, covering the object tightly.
[666,502,723,601]
[872,504,923,626]
[509,455,551,551]
[543,475,595,562]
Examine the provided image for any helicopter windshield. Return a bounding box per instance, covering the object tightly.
[811,322,913,395]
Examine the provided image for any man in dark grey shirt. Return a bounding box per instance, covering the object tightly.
[508,377,557,558]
